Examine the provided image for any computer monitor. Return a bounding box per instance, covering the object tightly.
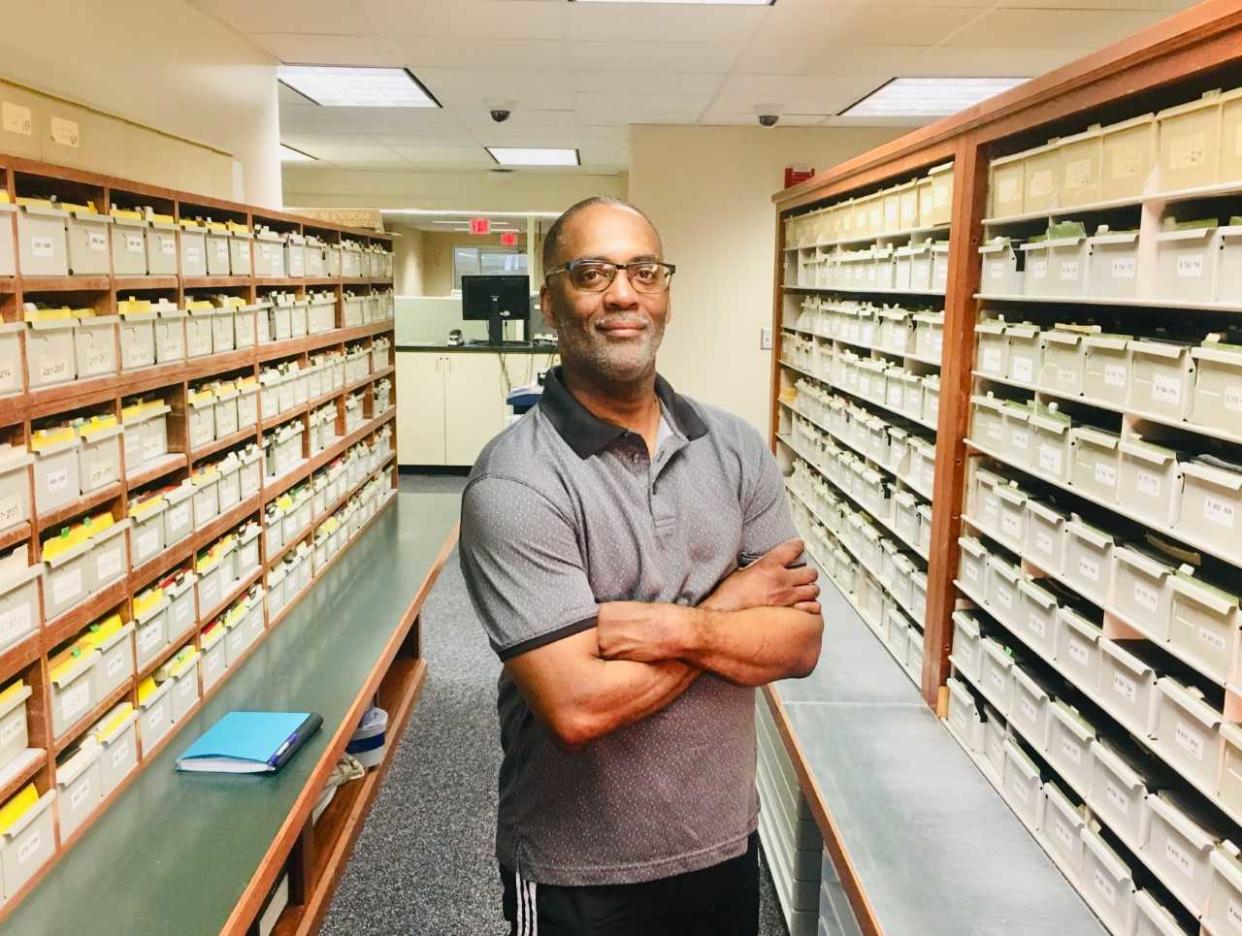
[461,274,530,345]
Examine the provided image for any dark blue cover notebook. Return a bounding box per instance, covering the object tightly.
[176,711,322,774]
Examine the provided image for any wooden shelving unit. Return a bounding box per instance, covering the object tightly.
[769,5,1242,935]
[0,153,400,923]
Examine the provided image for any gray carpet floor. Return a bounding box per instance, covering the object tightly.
[320,472,790,936]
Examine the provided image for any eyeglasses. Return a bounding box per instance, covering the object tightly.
[546,259,676,294]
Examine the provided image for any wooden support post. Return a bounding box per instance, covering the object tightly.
[920,137,987,709]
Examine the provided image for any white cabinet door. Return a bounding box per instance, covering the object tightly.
[444,354,507,466]
[396,352,447,465]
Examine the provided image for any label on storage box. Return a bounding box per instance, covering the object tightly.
[125,233,143,253]
[1105,782,1130,815]
[1029,258,1048,280]
[981,348,1002,374]
[1094,463,1117,488]
[1227,898,1242,930]
[1009,778,1030,804]
[1177,254,1205,279]
[1103,364,1126,387]
[1011,429,1029,451]
[1020,698,1038,723]
[1111,257,1136,279]
[1169,132,1207,171]
[996,585,1013,610]
[215,241,228,261]
[85,349,110,374]
[1111,671,1137,702]
[88,230,106,252]
[1067,640,1090,668]
[30,235,54,258]
[1027,615,1047,640]
[1056,369,1076,387]
[138,623,162,654]
[160,237,175,256]
[1136,470,1162,498]
[112,739,131,769]
[172,597,192,629]
[1029,170,1054,199]
[88,461,113,489]
[998,178,1020,206]
[185,245,200,263]
[1152,375,1183,405]
[137,527,160,559]
[0,716,21,747]
[1198,625,1227,652]
[1078,555,1101,582]
[1011,358,1034,383]
[70,775,93,810]
[106,651,125,680]
[1164,839,1196,880]
[1034,531,1054,558]
[1059,737,1083,765]
[964,561,979,584]
[0,359,14,391]
[990,668,1006,693]
[1038,445,1062,477]
[1134,582,1160,612]
[53,568,83,605]
[0,493,21,527]
[1001,513,1021,539]
[2,102,31,136]
[17,831,42,866]
[988,262,1006,281]
[142,435,163,461]
[1175,721,1205,760]
[96,549,122,584]
[1065,159,1094,191]
[1059,260,1080,282]
[1092,870,1117,906]
[60,678,90,720]
[167,502,189,532]
[1204,495,1236,528]
[1054,820,1075,852]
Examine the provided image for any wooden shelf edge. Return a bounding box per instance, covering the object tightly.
[0,751,45,809]
[52,679,133,756]
[43,578,130,651]
[34,482,125,534]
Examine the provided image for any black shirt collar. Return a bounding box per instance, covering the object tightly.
[539,365,709,459]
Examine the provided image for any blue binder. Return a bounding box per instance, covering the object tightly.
[176,711,322,774]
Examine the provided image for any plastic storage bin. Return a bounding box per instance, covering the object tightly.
[1063,517,1114,608]
[1058,127,1103,207]
[78,418,122,493]
[65,208,111,275]
[1152,676,1222,791]
[1178,457,1242,551]
[1192,336,1242,434]
[1088,739,1156,849]
[50,650,96,738]
[1023,144,1060,214]
[110,212,148,275]
[1086,229,1140,299]
[1098,640,1159,735]
[133,589,168,671]
[1081,826,1138,935]
[1070,426,1120,502]
[1039,782,1086,882]
[1001,739,1042,828]
[179,221,207,276]
[24,314,76,389]
[137,679,174,753]
[0,680,32,768]
[1118,438,1181,527]
[0,552,40,648]
[1082,333,1131,407]
[0,787,56,899]
[989,153,1025,219]
[1204,845,1242,936]
[228,226,253,275]
[1157,91,1221,192]
[1039,327,1088,397]
[74,312,119,380]
[93,704,138,799]
[1113,543,1176,638]
[154,304,187,365]
[1055,607,1104,688]
[1155,224,1218,303]
[1142,791,1221,915]
[1101,114,1156,201]
[16,201,69,275]
[146,218,179,275]
[1168,568,1240,682]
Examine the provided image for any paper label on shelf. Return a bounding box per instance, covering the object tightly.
[53,567,83,604]
[1105,781,1130,815]
[160,237,175,256]
[95,549,121,583]
[0,717,21,748]
[981,347,1002,374]
[1195,626,1226,654]
[88,461,112,489]
[1110,257,1136,279]
[0,359,15,391]
[125,232,144,253]
[50,116,79,148]
[87,229,107,252]
[1226,898,1242,930]
[1170,131,1207,170]
[0,493,21,527]
[985,421,1003,442]
[1112,147,1144,179]
[1111,671,1137,702]
[1029,258,1048,280]
[1134,581,1160,612]
[988,262,1006,281]
[60,678,90,720]
[1056,369,1076,387]
[989,668,1006,692]
[137,527,159,559]
[142,435,163,461]
[172,597,191,628]
[1092,871,1117,906]
[85,348,109,374]
[1012,358,1034,383]
[996,585,1013,610]
[111,740,131,768]
[1054,820,1075,852]
[1001,513,1021,538]
[215,241,228,260]
[1136,470,1162,498]
[69,775,93,810]
[1011,429,1029,451]
[1027,614,1047,640]
[167,502,189,532]
[998,177,1020,205]
[1028,169,1053,198]
[1078,555,1101,582]
[1164,839,1195,879]
[1152,374,1183,405]
[1067,640,1090,668]
[138,622,162,653]
[1204,494,1236,528]
[1059,260,1080,282]
[1020,698,1037,723]
[17,831,42,866]
[2,101,31,135]
[1093,462,1117,488]
[1101,364,1126,388]
[105,650,125,680]
[1065,158,1094,191]
[1177,254,1205,278]
[1223,385,1242,413]
[1034,531,1054,557]
[31,235,54,258]
[1059,736,1083,765]
[1038,445,1063,476]
[1175,721,1205,760]
[964,561,979,583]
[0,603,31,644]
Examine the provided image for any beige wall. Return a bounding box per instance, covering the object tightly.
[0,0,280,205]
[284,167,627,213]
[390,223,427,296]
[419,231,531,296]
[628,124,904,435]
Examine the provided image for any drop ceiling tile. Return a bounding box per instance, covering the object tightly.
[191,0,368,35]
[572,72,725,96]
[415,67,571,96]
[386,36,573,69]
[363,0,568,40]
[250,32,404,66]
[569,41,742,73]
[567,4,766,44]
[749,1,984,46]
[713,74,879,115]
[944,8,1171,48]
[299,141,407,162]
[732,42,922,77]
[280,105,461,136]
[903,45,1094,77]
[698,111,827,126]
[387,144,496,167]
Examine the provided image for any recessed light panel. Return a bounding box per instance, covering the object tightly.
[841,77,1029,118]
[486,147,581,167]
[280,144,317,162]
[278,66,440,108]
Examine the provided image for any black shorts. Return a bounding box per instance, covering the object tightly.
[500,833,760,936]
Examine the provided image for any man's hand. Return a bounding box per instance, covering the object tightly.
[596,602,683,664]
[702,539,821,614]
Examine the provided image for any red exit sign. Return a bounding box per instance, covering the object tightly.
[469,218,490,235]
[500,231,518,246]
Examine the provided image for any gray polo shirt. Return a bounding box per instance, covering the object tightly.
[459,366,796,887]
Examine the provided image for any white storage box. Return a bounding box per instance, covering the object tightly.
[24,316,76,389]
[133,591,169,671]
[204,225,231,276]
[254,230,284,276]
[1046,699,1096,791]
[1054,607,1103,689]
[1154,225,1217,303]
[1001,739,1043,829]
[65,209,111,275]
[187,387,216,451]
[1069,426,1120,502]
[154,304,187,365]
[41,535,91,621]
[1081,826,1138,936]
[107,214,145,276]
[1010,666,1052,751]
[236,379,259,430]
[1118,437,1181,528]
[1001,401,1034,470]
[979,238,1024,295]
[1005,322,1042,386]
[137,679,174,753]
[1098,639,1159,736]
[191,466,219,524]
[993,481,1027,551]
[93,704,138,799]
[16,201,69,275]
[1101,114,1156,201]
[1016,578,1059,660]
[184,303,214,359]
[1142,791,1221,915]
[1178,457,1242,552]
[239,446,262,500]
[1030,406,1072,483]
[0,788,56,899]
[78,419,122,493]
[88,519,128,591]
[0,448,31,537]
[165,572,197,644]
[29,426,79,514]
[162,482,195,546]
[979,636,1015,716]
[1023,144,1059,214]
[308,295,335,334]
[212,385,239,439]
[1088,740,1155,850]
[1168,568,1240,683]
[1152,676,1223,792]
[0,323,19,397]
[1157,91,1220,192]
[200,625,227,692]
[946,676,984,751]
[89,620,134,701]
[1204,845,1242,936]
[1086,230,1140,299]
[1221,722,1242,817]
[146,219,178,275]
[1038,327,1088,397]
[1025,499,1068,575]
[0,681,32,767]
[1192,337,1242,434]
[971,395,1006,450]
[228,227,253,275]
[1059,127,1103,207]
[209,303,236,354]
[168,651,201,724]
[1039,782,1086,883]
[50,651,97,738]
[179,222,208,276]
[1062,517,1114,608]
[1083,333,1131,407]
[117,300,157,372]
[236,523,260,574]
[1112,543,1175,638]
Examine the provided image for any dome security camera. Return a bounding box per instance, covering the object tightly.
[490,108,511,123]
[758,114,780,128]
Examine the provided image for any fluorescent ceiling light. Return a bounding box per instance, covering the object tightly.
[278,65,440,108]
[487,147,580,167]
[841,77,1028,118]
[280,144,317,162]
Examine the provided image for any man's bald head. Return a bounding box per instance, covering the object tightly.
[542,196,662,273]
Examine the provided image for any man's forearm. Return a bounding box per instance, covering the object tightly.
[596,602,822,686]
